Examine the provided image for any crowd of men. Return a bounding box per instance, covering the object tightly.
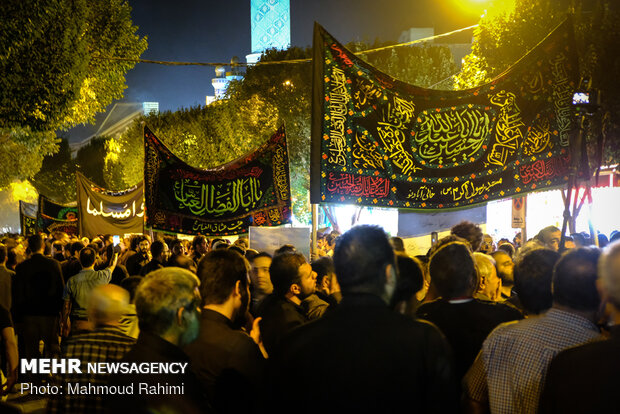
[0,223,618,413]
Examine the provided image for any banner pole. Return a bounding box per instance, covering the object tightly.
[311,204,318,260]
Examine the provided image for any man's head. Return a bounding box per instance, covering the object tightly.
[88,284,130,327]
[311,256,336,293]
[536,226,562,251]
[553,247,601,312]
[79,247,98,268]
[599,241,620,311]
[513,248,560,315]
[151,240,169,263]
[450,221,484,252]
[491,250,514,286]
[250,252,273,297]
[135,268,201,346]
[429,240,477,299]
[70,241,85,258]
[389,237,406,253]
[192,235,208,256]
[333,225,395,301]
[270,252,316,301]
[480,234,495,254]
[27,234,44,254]
[137,236,150,255]
[474,252,501,301]
[197,249,251,320]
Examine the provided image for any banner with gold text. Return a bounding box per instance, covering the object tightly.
[37,195,79,235]
[144,126,292,236]
[76,172,144,238]
[310,20,579,210]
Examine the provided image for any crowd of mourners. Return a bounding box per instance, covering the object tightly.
[0,222,619,413]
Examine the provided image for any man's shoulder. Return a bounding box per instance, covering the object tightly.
[67,326,136,347]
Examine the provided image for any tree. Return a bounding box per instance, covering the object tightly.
[104,41,457,225]
[30,138,76,204]
[0,0,147,189]
[455,0,620,165]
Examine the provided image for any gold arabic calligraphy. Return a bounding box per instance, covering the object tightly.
[174,177,263,217]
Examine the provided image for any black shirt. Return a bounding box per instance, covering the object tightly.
[108,331,210,414]
[13,253,64,319]
[257,294,308,356]
[184,309,265,413]
[416,297,523,380]
[539,325,620,414]
[269,293,458,413]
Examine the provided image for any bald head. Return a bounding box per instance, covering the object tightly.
[600,241,620,309]
[88,284,130,327]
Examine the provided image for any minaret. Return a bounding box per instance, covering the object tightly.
[246,0,291,64]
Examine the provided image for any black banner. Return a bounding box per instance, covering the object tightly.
[37,195,78,235]
[19,200,38,236]
[144,126,292,236]
[311,20,579,210]
[76,172,144,238]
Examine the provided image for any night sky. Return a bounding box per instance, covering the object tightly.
[119,0,483,112]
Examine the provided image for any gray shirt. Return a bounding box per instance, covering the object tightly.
[63,268,112,319]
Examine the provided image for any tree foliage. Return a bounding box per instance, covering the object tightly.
[0,0,147,190]
[455,0,620,165]
[104,42,457,224]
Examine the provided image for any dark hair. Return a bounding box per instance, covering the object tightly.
[497,243,515,258]
[169,238,184,253]
[553,247,601,311]
[228,244,246,257]
[274,244,296,255]
[28,234,44,253]
[390,254,424,308]
[514,249,560,315]
[120,276,144,303]
[151,240,166,258]
[429,242,477,299]
[79,247,97,268]
[192,235,206,250]
[197,249,249,305]
[269,252,306,296]
[390,237,405,253]
[70,241,85,256]
[535,226,561,244]
[333,225,394,295]
[0,244,6,263]
[598,233,609,248]
[451,221,483,251]
[251,252,272,263]
[610,230,620,244]
[311,256,335,287]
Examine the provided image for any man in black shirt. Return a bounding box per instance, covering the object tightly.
[13,234,64,364]
[185,249,265,413]
[416,238,522,380]
[125,236,150,276]
[108,268,209,414]
[269,225,458,413]
[140,240,168,276]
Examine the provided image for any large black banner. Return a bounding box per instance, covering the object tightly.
[76,172,144,238]
[37,195,79,235]
[144,126,292,236]
[311,20,579,210]
[19,200,38,236]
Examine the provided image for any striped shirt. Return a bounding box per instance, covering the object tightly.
[464,308,601,414]
[47,325,136,414]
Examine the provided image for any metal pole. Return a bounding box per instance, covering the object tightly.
[311,203,318,260]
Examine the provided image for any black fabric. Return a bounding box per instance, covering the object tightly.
[166,254,196,271]
[125,252,149,276]
[310,20,580,210]
[139,259,164,276]
[61,257,82,281]
[107,331,211,414]
[416,298,523,380]
[257,294,308,356]
[13,253,64,318]
[144,125,292,236]
[19,200,37,236]
[268,293,458,413]
[184,309,265,413]
[0,305,12,330]
[37,195,78,235]
[539,326,620,414]
[0,265,14,311]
